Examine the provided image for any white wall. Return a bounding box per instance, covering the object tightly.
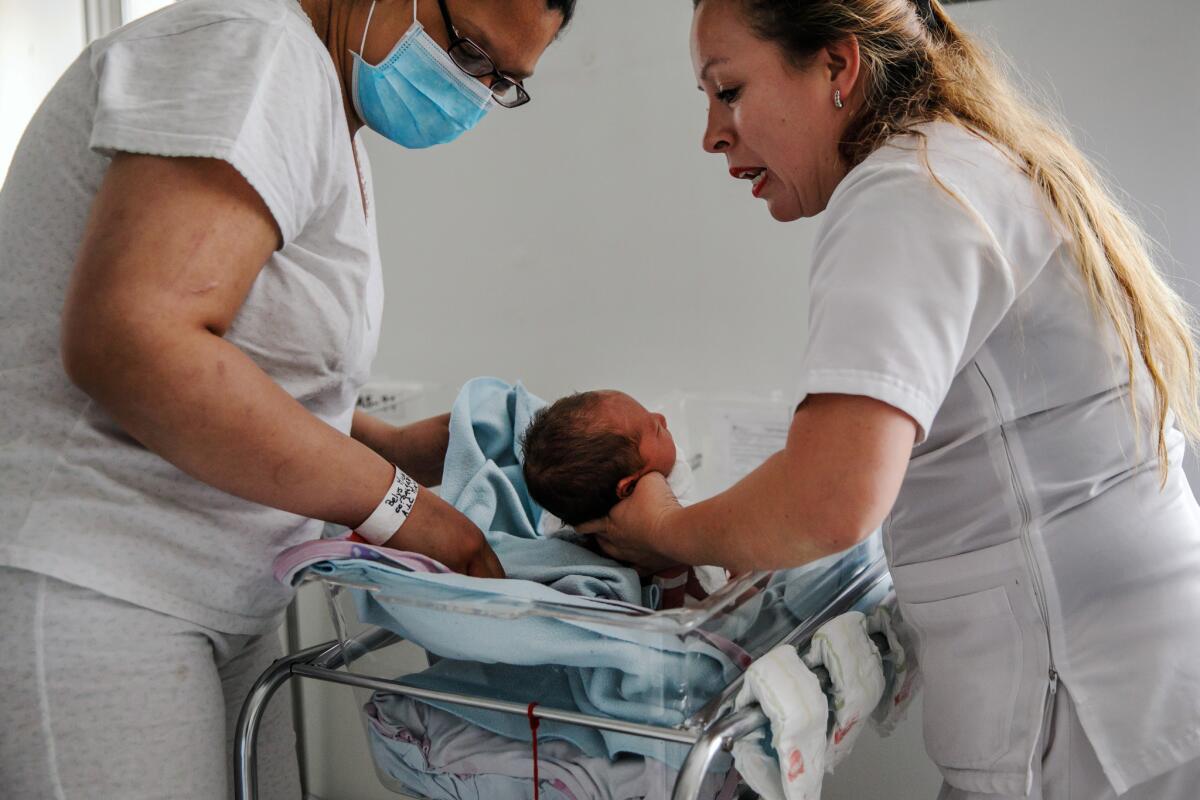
[0,0,86,178]
[350,1,1200,799]
[0,1,178,181]
[365,0,814,412]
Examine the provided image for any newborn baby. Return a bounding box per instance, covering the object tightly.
[521,390,695,530]
[522,390,727,602]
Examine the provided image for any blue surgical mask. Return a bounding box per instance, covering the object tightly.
[351,0,493,149]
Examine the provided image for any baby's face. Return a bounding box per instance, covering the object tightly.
[598,391,677,476]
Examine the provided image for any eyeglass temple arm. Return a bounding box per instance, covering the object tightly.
[435,0,460,43]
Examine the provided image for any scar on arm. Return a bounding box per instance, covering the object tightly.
[186,280,221,296]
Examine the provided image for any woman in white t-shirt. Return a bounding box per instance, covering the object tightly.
[584,1,1200,797]
[0,0,574,796]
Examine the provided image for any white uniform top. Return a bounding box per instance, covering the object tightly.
[0,0,383,634]
[800,122,1200,795]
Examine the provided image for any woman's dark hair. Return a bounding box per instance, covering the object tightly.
[521,392,642,526]
[546,0,577,28]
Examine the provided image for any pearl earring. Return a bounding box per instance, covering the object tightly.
[833,89,844,109]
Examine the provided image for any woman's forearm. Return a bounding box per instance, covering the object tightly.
[351,410,451,487]
[661,451,852,572]
[67,324,393,529]
[656,394,916,572]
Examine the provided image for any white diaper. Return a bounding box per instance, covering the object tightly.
[802,611,887,770]
[866,602,921,736]
[732,644,829,800]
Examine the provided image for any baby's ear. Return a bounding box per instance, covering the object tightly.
[616,475,638,499]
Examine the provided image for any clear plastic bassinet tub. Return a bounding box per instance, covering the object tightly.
[295,534,892,800]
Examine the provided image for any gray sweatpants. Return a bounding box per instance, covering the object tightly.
[938,683,1200,800]
[0,567,301,800]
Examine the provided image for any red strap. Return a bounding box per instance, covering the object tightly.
[527,702,541,800]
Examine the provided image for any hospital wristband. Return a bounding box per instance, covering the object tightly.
[354,465,420,545]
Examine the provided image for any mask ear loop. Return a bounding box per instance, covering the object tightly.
[358,0,377,57]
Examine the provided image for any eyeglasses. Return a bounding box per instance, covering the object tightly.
[436,0,531,109]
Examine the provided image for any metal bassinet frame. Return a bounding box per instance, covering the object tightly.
[234,556,892,800]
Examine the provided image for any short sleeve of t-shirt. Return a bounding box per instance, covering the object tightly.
[87,3,337,244]
[799,160,1017,442]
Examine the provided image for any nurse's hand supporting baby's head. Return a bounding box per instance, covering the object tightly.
[521,390,676,527]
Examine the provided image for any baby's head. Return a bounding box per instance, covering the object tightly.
[522,390,676,526]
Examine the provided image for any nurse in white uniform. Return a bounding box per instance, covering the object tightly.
[584,1,1200,797]
[0,0,572,796]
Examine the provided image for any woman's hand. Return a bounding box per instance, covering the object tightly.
[383,489,506,579]
[577,472,685,572]
[349,411,503,577]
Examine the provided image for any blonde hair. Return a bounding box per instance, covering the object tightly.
[707,0,1199,477]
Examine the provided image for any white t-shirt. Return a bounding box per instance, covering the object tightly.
[800,122,1200,793]
[0,0,383,633]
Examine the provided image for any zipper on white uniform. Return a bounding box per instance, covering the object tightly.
[1039,666,1060,749]
[977,365,1058,687]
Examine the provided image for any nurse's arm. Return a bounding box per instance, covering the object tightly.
[639,394,914,572]
[59,154,501,577]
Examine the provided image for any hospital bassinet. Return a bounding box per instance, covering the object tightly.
[234,538,894,800]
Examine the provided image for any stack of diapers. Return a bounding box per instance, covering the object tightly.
[732,603,920,799]
[865,603,921,736]
[733,645,830,800]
